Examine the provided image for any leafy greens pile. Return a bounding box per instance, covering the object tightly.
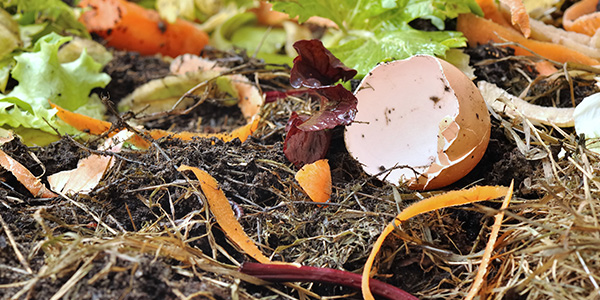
[272,0,483,76]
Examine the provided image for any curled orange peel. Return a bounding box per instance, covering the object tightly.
[361,185,510,300]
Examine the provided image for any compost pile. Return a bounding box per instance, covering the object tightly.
[1,0,600,299]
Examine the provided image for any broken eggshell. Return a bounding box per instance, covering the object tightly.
[344,55,490,190]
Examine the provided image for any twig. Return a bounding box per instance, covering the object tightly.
[0,213,32,274]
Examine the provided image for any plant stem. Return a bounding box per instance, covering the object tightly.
[239,262,418,300]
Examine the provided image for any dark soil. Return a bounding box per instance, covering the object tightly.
[1,41,597,300]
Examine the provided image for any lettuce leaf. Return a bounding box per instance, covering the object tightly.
[272,0,482,76]
[0,32,110,136]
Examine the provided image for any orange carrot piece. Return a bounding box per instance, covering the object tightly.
[250,1,290,26]
[563,0,600,36]
[148,117,260,143]
[361,185,510,300]
[295,159,331,203]
[533,60,558,76]
[457,13,600,66]
[50,101,113,135]
[52,101,259,147]
[0,149,57,198]
[465,181,513,300]
[476,0,512,27]
[78,0,209,57]
[177,165,271,264]
[500,0,531,37]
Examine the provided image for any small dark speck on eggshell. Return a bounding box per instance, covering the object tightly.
[379,165,385,171]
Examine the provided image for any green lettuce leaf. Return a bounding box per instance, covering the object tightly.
[272,0,483,76]
[0,32,110,136]
[330,29,466,77]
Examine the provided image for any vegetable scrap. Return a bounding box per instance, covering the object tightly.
[0,133,56,198]
[465,180,513,300]
[499,0,530,37]
[280,40,358,167]
[0,33,110,137]
[272,0,483,76]
[563,0,600,36]
[47,130,133,194]
[460,0,600,65]
[295,159,331,203]
[361,185,510,300]
[478,81,575,127]
[457,13,600,66]
[239,262,418,300]
[52,102,259,147]
[50,101,112,135]
[177,165,270,264]
[148,116,260,143]
[78,0,209,57]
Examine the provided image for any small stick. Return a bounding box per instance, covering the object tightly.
[0,213,32,273]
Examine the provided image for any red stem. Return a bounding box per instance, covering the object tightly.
[239,262,419,300]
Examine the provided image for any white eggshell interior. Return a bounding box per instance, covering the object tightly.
[345,56,461,186]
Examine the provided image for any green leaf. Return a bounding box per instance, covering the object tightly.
[272,0,482,77]
[1,0,90,42]
[330,29,466,77]
[402,0,482,29]
[0,32,110,136]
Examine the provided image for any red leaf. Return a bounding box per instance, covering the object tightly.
[290,39,357,88]
[284,112,332,167]
[296,84,357,131]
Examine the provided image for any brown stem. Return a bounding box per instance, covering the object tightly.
[239,262,418,300]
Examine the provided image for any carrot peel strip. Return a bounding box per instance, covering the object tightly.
[178,165,271,264]
[149,117,260,143]
[465,181,513,300]
[563,0,600,36]
[361,185,510,300]
[52,101,260,147]
[457,13,600,66]
[500,0,531,37]
[50,101,112,135]
[0,149,57,198]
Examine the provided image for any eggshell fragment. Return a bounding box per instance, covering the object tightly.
[344,55,490,190]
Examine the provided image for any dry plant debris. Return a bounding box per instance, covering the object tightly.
[2,8,600,300]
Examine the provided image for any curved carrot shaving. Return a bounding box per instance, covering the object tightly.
[563,0,600,36]
[295,159,331,203]
[0,149,57,198]
[361,185,510,300]
[177,165,271,264]
[457,13,600,66]
[78,0,209,57]
[52,101,259,147]
[148,117,260,143]
[465,181,513,300]
[50,101,112,135]
[500,0,530,37]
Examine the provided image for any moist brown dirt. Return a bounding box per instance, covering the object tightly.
[1,41,598,300]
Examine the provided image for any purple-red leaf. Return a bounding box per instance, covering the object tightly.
[290,39,357,88]
[296,84,357,131]
[284,112,332,167]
